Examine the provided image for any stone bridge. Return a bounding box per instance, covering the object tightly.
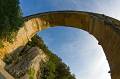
[0,11,120,79]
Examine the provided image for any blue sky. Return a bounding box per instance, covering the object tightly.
[19,0,120,79]
[37,27,110,79]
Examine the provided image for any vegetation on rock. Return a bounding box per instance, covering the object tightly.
[28,35,76,79]
[1,0,76,79]
[3,35,76,79]
[0,0,23,45]
[28,67,35,79]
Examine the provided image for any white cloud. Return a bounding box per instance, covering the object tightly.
[55,30,111,79]
[39,27,111,79]
[38,0,119,78]
[70,0,120,20]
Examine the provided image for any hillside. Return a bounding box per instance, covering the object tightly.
[2,35,76,79]
[28,35,76,79]
[0,0,76,78]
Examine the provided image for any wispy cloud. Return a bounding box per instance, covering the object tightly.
[58,37,110,79]
[27,0,119,79]
[20,0,120,20]
[69,0,120,20]
[39,26,111,79]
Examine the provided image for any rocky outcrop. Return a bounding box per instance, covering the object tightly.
[4,45,47,79]
[2,34,76,79]
[0,59,14,79]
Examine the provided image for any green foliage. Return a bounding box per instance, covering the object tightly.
[40,59,76,79]
[0,40,4,48]
[3,49,21,65]
[28,67,35,79]
[0,0,23,45]
[40,61,56,79]
[28,35,76,79]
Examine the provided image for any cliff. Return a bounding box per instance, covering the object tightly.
[0,35,76,79]
[1,35,48,79]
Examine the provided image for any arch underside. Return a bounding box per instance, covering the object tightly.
[0,11,120,79]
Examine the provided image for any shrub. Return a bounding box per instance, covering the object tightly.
[28,35,76,79]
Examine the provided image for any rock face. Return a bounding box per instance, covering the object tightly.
[0,59,14,79]
[4,46,47,79]
[0,11,120,79]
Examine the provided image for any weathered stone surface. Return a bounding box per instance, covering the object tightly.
[0,11,120,79]
[0,59,14,79]
[5,46,47,79]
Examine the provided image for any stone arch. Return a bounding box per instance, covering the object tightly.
[0,11,120,79]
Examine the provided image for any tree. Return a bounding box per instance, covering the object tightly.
[0,0,23,42]
[29,35,76,79]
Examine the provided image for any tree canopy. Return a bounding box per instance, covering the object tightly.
[0,0,23,43]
